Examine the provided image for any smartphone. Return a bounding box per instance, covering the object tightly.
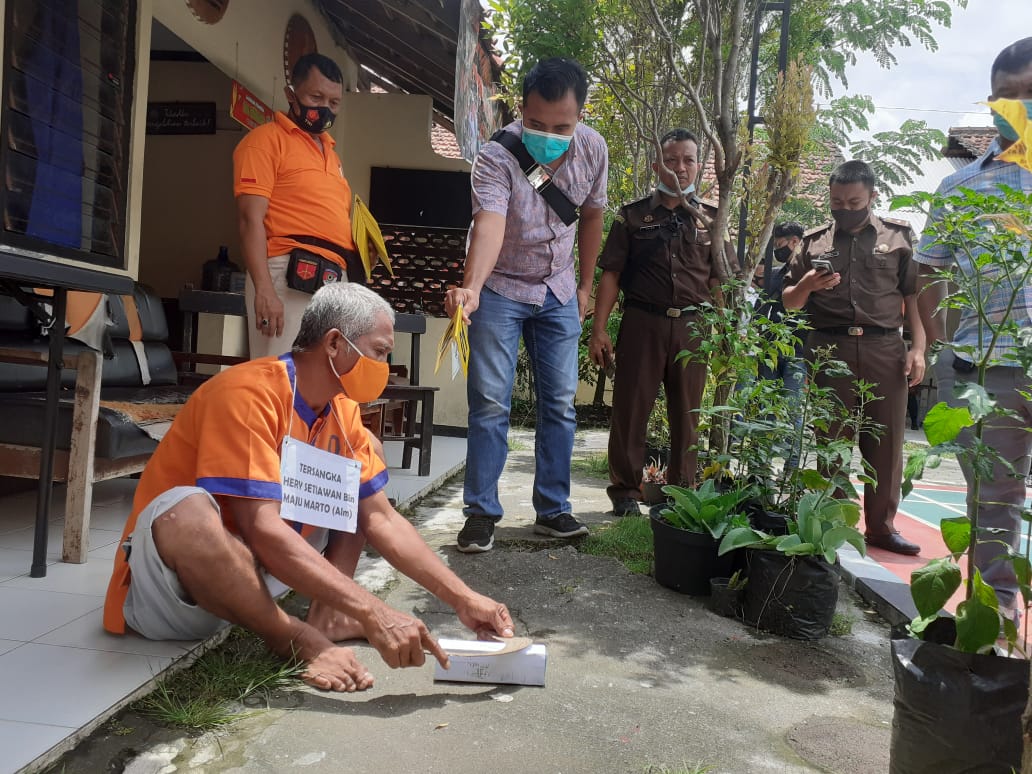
[811,258,834,274]
[603,350,616,381]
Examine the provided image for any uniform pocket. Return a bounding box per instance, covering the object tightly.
[865,251,893,269]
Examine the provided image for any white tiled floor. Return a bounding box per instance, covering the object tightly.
[0,435,465,774]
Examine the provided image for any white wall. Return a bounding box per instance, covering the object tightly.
[337,92,472,428]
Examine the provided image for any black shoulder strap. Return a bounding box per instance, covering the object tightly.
[490,130,579,226]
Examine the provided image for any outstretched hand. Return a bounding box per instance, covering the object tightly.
[364,605,449,670]
[455,592,515,641]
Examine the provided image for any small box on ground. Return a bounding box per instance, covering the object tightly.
[434,638,547,686]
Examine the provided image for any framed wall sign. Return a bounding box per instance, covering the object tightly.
[146,102,217,135]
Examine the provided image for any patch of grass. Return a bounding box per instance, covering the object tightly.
[643,764,714,774]
[137,628,303,731]
[829,612,855,636]
[104,718,134,737]
[570,452,609,479]
[508,436,530,451]
[579,516,653,575]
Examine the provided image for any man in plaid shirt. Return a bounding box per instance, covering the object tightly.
[445,58,608,553]
[915,36,1032,613]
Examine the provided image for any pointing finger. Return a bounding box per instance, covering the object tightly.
[421,629,450,669]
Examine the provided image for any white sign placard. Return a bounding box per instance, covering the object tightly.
[279,436,360,532]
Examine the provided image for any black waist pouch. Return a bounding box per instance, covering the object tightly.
[286,248,344,294]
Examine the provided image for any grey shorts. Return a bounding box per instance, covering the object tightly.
[123,487,227,641]
[123,486,330,641]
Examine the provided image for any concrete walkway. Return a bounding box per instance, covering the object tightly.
[50,429,906,774]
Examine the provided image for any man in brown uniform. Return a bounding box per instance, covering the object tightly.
[783,160,926,555]
[590,128,732,518]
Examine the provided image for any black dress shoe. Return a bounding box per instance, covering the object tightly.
[612,498,642,518]
[865,531,921,556]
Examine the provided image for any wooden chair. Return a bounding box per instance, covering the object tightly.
[380,313,438,476]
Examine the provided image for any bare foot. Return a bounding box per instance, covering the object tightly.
[268,617,374,692]
[307,599,367,642]
[301,645,374,692]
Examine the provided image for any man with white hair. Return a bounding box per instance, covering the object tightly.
[105,283,513,692]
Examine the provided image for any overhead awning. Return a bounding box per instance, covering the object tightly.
[315,0,494,130]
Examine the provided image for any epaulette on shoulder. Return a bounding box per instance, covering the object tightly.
[803,222,833,238]
[881,215,912,229]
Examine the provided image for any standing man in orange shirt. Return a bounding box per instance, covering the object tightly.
[234,53,360,359]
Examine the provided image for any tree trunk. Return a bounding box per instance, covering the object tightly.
[707,372,732,458]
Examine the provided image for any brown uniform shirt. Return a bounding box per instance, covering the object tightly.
[787,214,916,330]
[599,191,733,307]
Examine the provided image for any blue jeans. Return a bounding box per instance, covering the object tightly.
[464,286,581,520]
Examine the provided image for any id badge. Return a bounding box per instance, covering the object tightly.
[280,436,361,533]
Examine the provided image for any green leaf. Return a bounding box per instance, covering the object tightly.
[717,527,766,555]
[910,558,962,618]
[922,402,973,446]
[954,382,996,422]
[939,517,971,556]
[796,494,821,544]
[823,525,866,556]
[782,541,816,556]
[954,572,1001,653]
[1012,555,1032,589]
[908,614,939,638]
[902,448,929,496]
[775,533,803,550]
[799,469,831,492]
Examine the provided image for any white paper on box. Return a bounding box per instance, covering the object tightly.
[434,638,547,686]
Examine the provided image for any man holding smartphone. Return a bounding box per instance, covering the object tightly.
[783,160,926,555]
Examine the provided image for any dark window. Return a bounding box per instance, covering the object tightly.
[369,167,472,229]
[0,0,136,269]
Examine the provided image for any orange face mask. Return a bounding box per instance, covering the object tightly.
[329,335,389,403]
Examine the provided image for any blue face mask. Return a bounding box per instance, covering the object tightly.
[657,180,696,198]
[522,127,573,165]
[993,99,1032,141]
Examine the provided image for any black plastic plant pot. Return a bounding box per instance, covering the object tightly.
[649,513,735,595]
[741,549,837,639]
[889,636,1028,773]
[709,577,742,618]
[641,481,668,505]
[744,501,791,536]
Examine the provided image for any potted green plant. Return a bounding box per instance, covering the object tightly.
[644,387,671,468]
[641,459,668,505]
[650,478,750,595]
[887,111,1032,773]
[717,483,866,639]
[709,569,747,618]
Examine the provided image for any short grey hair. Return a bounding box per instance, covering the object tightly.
[292,283,395,350]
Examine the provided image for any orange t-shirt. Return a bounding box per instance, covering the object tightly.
[103,354,387,634]
[233,112,356,267]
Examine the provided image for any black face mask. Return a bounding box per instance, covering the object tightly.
[773,245,792,263]
[289,96,334,134]
[831,208,869,232]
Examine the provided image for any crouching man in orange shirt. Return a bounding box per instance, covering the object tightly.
[104,283,513,691]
